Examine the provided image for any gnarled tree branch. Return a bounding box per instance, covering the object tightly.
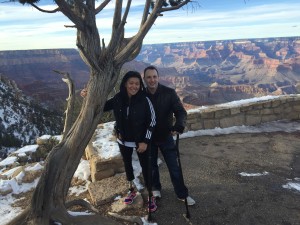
[53,70,75,141]
[108,0,132,55]
[95,0,111,14]
[141,0,152,25]
[159,0,191,12]
[54,0,85,31]
[30,3,60,13]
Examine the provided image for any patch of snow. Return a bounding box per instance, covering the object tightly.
[282,178,300,192]
[14,145,38,154]
[0,156,18,167]
[239,171,269,177]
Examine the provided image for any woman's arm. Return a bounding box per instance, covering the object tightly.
[144,96,156,144]
[136,97,156,153]
[103,97,114,112]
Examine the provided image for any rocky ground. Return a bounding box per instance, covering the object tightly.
[11,131,300,225]
[141,131,300,225]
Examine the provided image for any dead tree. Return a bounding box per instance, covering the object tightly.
[6,1,195,224]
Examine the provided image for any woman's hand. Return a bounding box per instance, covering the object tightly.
[137,142,148,153]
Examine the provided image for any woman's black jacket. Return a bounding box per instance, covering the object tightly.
[104,91,156,145]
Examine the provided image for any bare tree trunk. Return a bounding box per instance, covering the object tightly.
[7,1,194,224]
[7,69,121,225]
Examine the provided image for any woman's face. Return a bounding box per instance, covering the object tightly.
[125,77,140,97]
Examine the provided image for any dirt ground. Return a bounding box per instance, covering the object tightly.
[144,131,300,225]
[11,131,300,225]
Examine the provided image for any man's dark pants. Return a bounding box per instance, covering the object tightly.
[151,135,189,199]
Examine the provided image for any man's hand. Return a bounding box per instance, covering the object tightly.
[171,131,180,136]
[80,88,87,98]
[171,125,184,135]
[137,142,148,153]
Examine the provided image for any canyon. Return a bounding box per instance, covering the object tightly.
[137,37,300,107]
[0,36,300,110]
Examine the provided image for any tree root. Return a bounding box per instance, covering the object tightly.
[5,204,122,225]
[108,213,159,225]
[65,198,99,213]
[108,212,143,225]
[52,213,122,225]
[5,207,30,225]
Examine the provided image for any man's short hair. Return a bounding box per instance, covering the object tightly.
[143,65,159,77]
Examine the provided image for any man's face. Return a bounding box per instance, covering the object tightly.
[144,69,159,92]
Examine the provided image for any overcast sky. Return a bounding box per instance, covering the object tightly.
[1,0,300,51]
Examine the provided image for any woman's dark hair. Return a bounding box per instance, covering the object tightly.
[119,71,145,95]
[143,65,159,78]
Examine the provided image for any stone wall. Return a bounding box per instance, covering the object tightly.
[186,95,300,131]
[85,124,125,183]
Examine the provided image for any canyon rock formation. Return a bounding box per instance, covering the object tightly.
[0,37,299,108]
[137,37,300,106]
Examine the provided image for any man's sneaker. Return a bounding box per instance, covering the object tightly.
[124,189,137,205]
[178,196,196,206]
[148,196,157,212]
[152,190,161,198]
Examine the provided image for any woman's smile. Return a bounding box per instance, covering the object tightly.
[125,77,140,97]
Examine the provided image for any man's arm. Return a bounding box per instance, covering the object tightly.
[171,89,187,134]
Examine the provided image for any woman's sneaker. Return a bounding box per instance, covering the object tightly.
[148,196,157,212]
[124,189,137,205]
[152,190,161,198]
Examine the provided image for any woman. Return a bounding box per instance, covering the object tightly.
[103,71,157,212]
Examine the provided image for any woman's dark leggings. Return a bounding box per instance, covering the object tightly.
[118,144,150,189]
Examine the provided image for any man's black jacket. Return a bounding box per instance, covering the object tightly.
[146,83,187,143]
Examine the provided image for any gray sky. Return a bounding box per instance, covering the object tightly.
[1,0,300,50]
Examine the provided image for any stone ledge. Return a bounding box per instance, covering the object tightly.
[186,95,300,131]
[88,173,128,206]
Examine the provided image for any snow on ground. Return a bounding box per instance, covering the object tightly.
[239,171,269,177]
[282,178,300,192]
[1,120,300,225]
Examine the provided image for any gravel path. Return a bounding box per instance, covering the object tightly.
[149,132,300,225]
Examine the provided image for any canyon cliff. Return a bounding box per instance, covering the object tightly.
[0,37,299,109]
[0,49,90,108]
[136,37,300,106]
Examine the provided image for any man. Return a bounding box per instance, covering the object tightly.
[143,65,196,206]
